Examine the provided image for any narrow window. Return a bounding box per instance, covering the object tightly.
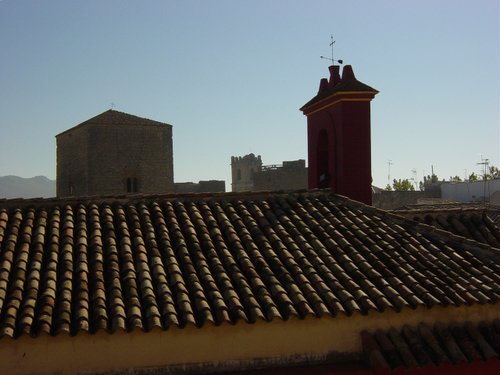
[126,177,138,193]
[317,129,329,188]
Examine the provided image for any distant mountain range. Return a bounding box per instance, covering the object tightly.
[0,175,56,199]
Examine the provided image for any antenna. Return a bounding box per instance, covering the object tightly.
[477,156,490,203]
[387,160,393,187]
[111,102,115,110]
[411,168,418,190]
[320,35,343,65]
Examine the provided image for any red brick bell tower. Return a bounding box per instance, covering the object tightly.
[300,65,378,205]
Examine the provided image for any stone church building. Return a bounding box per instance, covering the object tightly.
[56,109,174,197]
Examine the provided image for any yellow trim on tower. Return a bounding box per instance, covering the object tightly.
[301,90,377,113]
[304,97,373,116]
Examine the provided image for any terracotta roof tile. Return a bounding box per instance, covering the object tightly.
[0,191,498,338]
[394,206,500,248]
[363,320,500,370]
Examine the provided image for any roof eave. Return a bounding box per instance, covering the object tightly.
[300,89,379,114]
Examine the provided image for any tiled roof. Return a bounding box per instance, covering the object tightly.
[392,207,500,248]
[56,109,171,137]
[362,320,500,370]
[0,190,498,338]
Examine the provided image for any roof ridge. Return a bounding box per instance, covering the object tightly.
[2,189,499,259]
[393,207,500,215]
[0,189,317,208]
[56,109,172,137]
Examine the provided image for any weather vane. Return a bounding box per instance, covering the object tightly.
[320,35,343,65]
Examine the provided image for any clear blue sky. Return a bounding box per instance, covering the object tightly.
[1,0,498,190]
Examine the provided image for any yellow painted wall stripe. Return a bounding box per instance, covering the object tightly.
[304,97,373,116]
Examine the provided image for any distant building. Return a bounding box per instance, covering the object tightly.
[231,154,307,192]
[174,180,225,194]
[373,178,500,209]
[441,178,500,204]
[253,159,307,191]
[372,189,442,210]
[231,153,262,192]
[56,109,174,197]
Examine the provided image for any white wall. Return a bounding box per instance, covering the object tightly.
[441,178,500,203]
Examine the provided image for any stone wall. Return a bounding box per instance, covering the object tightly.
[253,160,307,191]
[372,190,442,210]
[174,180,225,193]
[56,126,89,197]
[57,121,173,197]
[231,155,308,193]
[231,154,262,192]
[86,123,173,196]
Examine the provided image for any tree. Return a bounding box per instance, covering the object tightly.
[486,166,500,179]
[449,175,462,182]
[419,174,439,192]
[392,178,415,191]
[468,172,479,182]
[385,184,393,191]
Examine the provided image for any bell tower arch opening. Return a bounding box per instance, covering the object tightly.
[317,129,329,189]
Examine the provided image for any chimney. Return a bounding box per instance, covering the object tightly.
[341,65,356,81]
[328,65,341,88]
[300,65,378,205]
[318,78,329,93]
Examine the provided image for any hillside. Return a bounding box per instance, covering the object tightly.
[0,175,56,199]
